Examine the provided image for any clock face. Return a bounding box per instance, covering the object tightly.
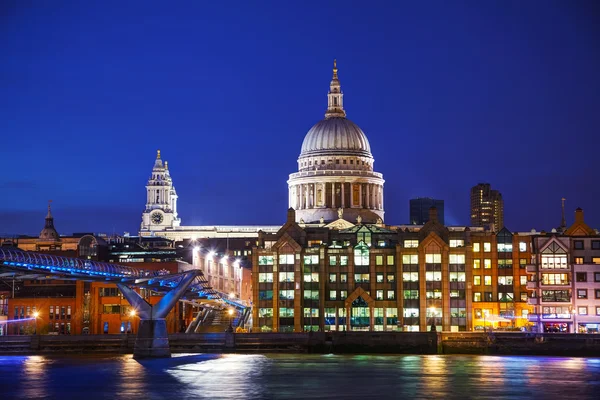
[151,212,164,224]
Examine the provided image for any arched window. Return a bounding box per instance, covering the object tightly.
[354,242,370,266]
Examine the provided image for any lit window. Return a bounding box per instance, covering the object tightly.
[474,276,481,285]
[404,240,419,248]
[483,242,491,252]
[449,254,465,264]
[340,274,347,283]
[520,276,527,285]
[519,242,527,252]
[484,259,491,269]
[376,255,383,265]
[387,255,394,265]
[258,308,273,318]
[340,256,348,266]
[258,256,274,265]
[473,292,482,302]
[425,254,441,263]
[387,290,395,300]
[329,290,337,300]
[303,273,319,283]
[279,308,294,317]
[402,254,419,264]
[376,290,384,300]
[449,240,464,248]
[578,306,588,316]
[279,254,294,264]
[473,243,480,252]
[473,259,481,269]
[354,244,370,266]
[376,273,384,283]
[258,273,273,283]
[329,274,336,283]
[303,255,319,265]
[484,276,492,286]
[329,256,337,265]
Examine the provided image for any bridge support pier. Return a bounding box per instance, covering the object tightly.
[117,271,198,358]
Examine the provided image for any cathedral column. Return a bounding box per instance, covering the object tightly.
[366,184,370,209]
[358,183,362,208]
[341,182,345,208]
[331,182,335,209]
[299,184,304,210]
[380,185,384,210]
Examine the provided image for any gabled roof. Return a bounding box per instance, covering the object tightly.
[338,224,395,234]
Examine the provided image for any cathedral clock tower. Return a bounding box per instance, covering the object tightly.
[140,150,181,232]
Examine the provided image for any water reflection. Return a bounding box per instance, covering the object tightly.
[1,354,600,399]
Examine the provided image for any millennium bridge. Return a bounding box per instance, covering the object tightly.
[0,248,247,357]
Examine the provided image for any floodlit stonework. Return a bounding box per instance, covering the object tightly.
[288,61,385,224]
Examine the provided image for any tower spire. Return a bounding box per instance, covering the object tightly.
[325,59,346,119]
[560,197,566,229]
[47,200,53,218]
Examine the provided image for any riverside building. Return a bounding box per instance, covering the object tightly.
[526,208,600,333]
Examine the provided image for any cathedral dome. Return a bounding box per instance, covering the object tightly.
[300,117,372,158]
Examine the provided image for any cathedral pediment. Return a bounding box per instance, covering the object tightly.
[325,219,355,230]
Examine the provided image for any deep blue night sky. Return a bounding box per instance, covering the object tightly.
[1,1,599,235]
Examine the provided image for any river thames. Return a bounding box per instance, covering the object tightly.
[1,353,599,399]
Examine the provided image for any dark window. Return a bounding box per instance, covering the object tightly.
[574,240,584,250]
[576,272,587,282]
[592,241,600,250]
[484,292,493,302]
[595,272,600,282]
[595,289,600,299]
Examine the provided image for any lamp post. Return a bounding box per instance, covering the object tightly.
[483,309,488,333]
[32,311,39,335]
[129,309,136,334]
[429,307,436,332]
[228,308,234,333]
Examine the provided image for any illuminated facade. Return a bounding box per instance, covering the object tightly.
[252,208,533,332]
[470,183,504,232]
[526,208,600,333]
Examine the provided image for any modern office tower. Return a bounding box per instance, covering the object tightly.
[470,183,504,232]
[410,198,444,225]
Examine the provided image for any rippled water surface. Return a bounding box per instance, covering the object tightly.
[1,353,600,399]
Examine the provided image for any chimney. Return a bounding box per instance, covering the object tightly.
[287,207,296,223]
[575,208,584,223]
[429,207,438,223]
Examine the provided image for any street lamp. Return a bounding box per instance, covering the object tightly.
[228,308,234,332]
[429,307,436,332]
[129,309,136,334]
[32,311,39,335]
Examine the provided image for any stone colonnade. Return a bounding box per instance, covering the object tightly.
[290,182,384,211]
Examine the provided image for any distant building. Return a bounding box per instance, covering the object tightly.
[470,183,504,232]
[410,198,444,225]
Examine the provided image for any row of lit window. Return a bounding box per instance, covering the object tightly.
[473,292,526,302]
[258,272,396,284]
[473,275,526,286]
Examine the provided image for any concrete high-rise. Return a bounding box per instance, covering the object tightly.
[409,198,444,225]
[470,183,504,231]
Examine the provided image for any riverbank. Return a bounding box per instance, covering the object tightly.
[1,331,600,356]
